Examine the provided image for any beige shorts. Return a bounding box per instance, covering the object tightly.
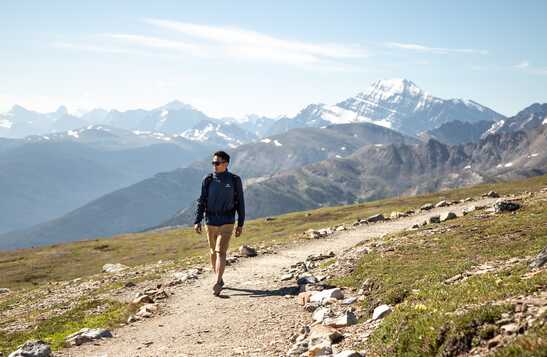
[206,223,234,255]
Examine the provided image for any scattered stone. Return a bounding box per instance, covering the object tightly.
[493,199,521,213]
[123,281,136,288]
[0,288,10,295]
[8,340,51,357]
[389,211,407,219]
[367,214,385,223]
[132,293,154,305]
[323,311,358,327]
[428,215,441,224]
[102,263,129,273]
[307,342,332,356]
[309,325,344,345]
[372,304,392,320]
[335,225,346,231]
[297,274,318,286]
[136,303,158,318]
[264,217,276,221]
[238,245,257,257]
[420,203,434,211]
[341,297,358,305]
[462,206,476,215]
[310,288,344,304]
[298,292,314,305]
[440,211,457,222]
[312,307,332,323]
[463,197,474,202]
[500,323,520,334]
[127,315,138,323]
[307,251,335,262]
[335,351,362,357]
[487,334,503,348]
[65,328,113,346]
[529,246,547,269]
[280,273,294,281]
[483,191,500,198]
[435,200,449,208]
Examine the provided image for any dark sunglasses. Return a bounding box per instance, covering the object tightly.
[211,161,226,166]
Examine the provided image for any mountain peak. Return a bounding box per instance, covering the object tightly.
[159,100,195,112]
[366,78,423,97]
[55,105,68,115]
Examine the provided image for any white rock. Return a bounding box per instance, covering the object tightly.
[372,304,392,320]
[440,212,457,222]
[310,288,344,304]
[8,340,51,357]
[323,311,358,327]
[65,328,112,346]
[102,263,129,273]
[312,307,332,323]
[335,351,362,357]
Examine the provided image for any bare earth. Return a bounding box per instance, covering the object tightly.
[57,198,497,357]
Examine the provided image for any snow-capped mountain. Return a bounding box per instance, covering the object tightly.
[0,105,85,138]
[482,103,547,138]
[273,79,505,136]
[222,114,278,137]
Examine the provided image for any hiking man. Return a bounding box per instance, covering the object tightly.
[193,151,245,296]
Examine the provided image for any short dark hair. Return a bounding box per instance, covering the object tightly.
[213,151,230,163]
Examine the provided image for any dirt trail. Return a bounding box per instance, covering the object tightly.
[57,198,497,357]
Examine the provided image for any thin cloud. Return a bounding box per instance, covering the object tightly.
[385,42,488,55]
[514,60,529,69]
[143,18,368,62]
[514,60,547,75]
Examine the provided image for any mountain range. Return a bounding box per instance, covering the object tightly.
[1,79,545,250]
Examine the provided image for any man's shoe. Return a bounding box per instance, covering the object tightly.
[219,278,224,287]
[212,282,222,296]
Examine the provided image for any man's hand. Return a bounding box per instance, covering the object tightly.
[194,223,202,235]
[235,226,243,237]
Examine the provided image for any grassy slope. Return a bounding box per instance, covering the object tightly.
[2,174,547,291]
[0,174,546,354]
[331,187,547,355]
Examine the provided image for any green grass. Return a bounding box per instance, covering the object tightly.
[330,191,547,356]
[0,298,134,354]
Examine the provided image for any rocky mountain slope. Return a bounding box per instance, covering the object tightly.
[417,119,494,144]
[0,122,418,249]
[267,79,504,136]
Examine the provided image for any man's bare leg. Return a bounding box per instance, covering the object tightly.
[215,251,226,284]
[209,250,217,274]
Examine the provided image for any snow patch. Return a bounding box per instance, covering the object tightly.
[528,153,539,158]
[273,139,282,146]
[464,165,471,170]
[260,138,272,143]
[504,162,513,168]
[335,154,342,158]
[341,146,346,151]
[67,130,79,138]
[0,118,13,129]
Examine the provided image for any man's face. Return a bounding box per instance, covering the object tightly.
[212,155,228,173]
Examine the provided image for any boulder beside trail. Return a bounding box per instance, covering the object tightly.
[367,214,385,223]
[493,199,521,213]
[102,263,129,273]
[440,212,457,222]
[238,245,257,257]
[65,328,112,346]
[8,340,51,357]
[529,246,547,269]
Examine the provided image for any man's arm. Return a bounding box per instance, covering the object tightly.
[194,176,208,225]
[235,176,245,227]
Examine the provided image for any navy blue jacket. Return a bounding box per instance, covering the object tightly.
[194,170,245,227]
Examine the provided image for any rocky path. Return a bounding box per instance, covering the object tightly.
[57,198,498,357]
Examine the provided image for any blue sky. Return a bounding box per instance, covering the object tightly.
[1,0,546,118]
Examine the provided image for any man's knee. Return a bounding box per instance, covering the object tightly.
[215,250,227,259]
[209,248,216,256]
